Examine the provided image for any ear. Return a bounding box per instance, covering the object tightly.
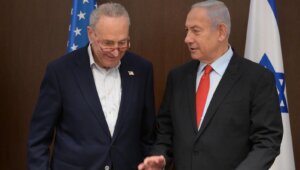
[87,26,94,44]
[218,23,228,41]
[128,36,131,48]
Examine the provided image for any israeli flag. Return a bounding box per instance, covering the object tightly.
[244,0,295,169]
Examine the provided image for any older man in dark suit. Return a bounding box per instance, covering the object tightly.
[138,1,283,170]
[28,3,155,170]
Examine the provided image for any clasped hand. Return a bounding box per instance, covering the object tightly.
[137,155,166,170]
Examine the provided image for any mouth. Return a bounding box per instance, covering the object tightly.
[104,52,119,59]
[189,47,198,52]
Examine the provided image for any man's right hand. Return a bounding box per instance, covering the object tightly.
[137,155,166,170]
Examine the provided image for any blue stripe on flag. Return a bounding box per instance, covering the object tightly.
[268,0,278,21]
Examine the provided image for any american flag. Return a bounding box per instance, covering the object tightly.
[67,0,97,52]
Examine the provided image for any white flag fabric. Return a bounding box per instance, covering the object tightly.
[244,0,295,169]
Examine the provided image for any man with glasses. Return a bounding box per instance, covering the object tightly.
[28,3,155,170]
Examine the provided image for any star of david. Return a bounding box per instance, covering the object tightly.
[259,53,288,113]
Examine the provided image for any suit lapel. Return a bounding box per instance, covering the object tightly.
[186,60,201,133]
[72,47,111,137]
[196,54,243,137]
[112,54,133,141]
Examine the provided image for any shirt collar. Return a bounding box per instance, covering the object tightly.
[198,46,233,76]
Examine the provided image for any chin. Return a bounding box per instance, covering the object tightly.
[191,54,202,61]
[106,62,118,68]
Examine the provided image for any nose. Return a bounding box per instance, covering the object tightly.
[184,31,193,44]
[111,48,119,57]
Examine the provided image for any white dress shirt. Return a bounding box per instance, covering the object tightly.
[196,47,233,129]
[88,45,122,136]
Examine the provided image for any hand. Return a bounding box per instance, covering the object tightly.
[138,155,166,170]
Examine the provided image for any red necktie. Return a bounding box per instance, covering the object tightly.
[196,65,213,127]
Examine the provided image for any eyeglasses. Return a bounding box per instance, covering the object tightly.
[95,39,130,53]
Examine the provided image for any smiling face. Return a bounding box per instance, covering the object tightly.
[88,16,130,69]
[184,7,228,64]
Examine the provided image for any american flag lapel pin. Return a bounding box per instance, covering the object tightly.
[128,71,134,76]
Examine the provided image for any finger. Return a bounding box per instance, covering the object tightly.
[158,155,166,165]
[147,158,162,168]
[137,163,145,170]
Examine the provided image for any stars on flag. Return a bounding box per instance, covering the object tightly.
[67,0,97,52]
[71,43,79,51]
[77,11,86,20]
[74,27,82,36]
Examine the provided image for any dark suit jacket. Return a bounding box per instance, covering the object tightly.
[28,46,156,170]
[152,53,283,170]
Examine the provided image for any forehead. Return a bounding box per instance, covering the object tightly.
[94,16,129,39]
[94,16,129,32]
[185,7,211,27]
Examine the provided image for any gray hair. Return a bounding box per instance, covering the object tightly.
[89,2,130,29]
[192,0,231,36]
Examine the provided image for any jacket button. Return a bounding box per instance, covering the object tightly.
[104,165,110,170]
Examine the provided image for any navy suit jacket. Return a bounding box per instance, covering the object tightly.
[28,46,156,170]
[152,53,283,170]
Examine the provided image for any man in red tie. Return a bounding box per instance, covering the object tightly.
[138,1,283,170]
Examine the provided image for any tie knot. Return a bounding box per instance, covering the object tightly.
[204,65,213,74]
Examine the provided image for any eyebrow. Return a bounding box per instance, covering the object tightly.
[190,26,201,29]
[102,38,129,42]
[185,25,201,29]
